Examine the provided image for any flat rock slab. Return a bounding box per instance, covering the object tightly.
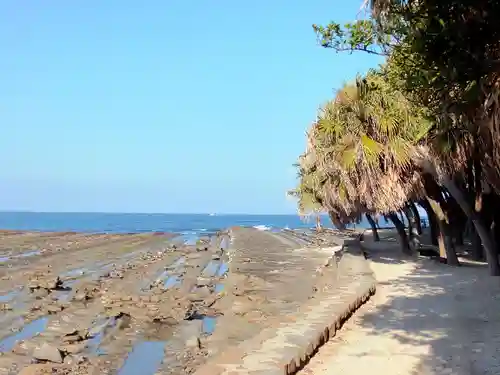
[195,245,376,375]
[227,228,342,312]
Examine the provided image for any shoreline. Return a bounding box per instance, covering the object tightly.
[0,227,356,375]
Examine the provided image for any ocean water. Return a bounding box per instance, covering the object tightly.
[0,211,376,235]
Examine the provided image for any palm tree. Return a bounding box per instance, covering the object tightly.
[310,73,431,255]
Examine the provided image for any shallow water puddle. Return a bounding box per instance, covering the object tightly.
[117,341,166,375]
[172,232,199,246]
[187,312,218,335]
[17,250,41,258]
[163,275,181,288]
[202,316,217,334]
[163,257,186,289]
[216,262,229,277]
[202,261,220,277]
[0,290,20,303]
[214,284,224,293]
[0,317,49,352]
[219,236,229,250]
[86,314,127,355]
[0,250,41,263]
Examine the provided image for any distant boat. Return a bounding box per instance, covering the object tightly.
[209,213,216,216]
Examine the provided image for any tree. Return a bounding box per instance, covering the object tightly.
[294,72,433,254]
[310,1,500,275]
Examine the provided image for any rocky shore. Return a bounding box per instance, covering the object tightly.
[0,227,356,375]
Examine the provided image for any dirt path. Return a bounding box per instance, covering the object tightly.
[299,230,500,375]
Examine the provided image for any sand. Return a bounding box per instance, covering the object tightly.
[299,229,500,375]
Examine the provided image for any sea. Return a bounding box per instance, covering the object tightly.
[0,211,377,236]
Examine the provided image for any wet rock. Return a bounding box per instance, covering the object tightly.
[33,343,64,363]
[211,254,221,260]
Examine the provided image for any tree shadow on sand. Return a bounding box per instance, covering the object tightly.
[358,239,500,375]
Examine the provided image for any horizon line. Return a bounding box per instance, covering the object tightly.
[0,210,303,216]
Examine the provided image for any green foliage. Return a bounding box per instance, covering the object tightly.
[292,0,500,225]
[312,20,385,55]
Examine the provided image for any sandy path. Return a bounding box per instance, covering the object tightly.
[299,231,500,375]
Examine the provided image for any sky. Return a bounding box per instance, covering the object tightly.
[0,1,381,214]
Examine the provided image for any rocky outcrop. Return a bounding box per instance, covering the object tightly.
[193,240,376,375]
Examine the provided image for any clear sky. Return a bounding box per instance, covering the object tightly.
[0,1,380,214]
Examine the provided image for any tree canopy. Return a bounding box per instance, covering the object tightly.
[290,0,500,275]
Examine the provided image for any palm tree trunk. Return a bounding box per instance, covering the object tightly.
[365,213,380,241]
[420,159,500,275]
[404,204,420,250]
[421,173,459,266]
[420,199,439,245]
[469,219,484,260]
[403,208,413,238]
[425,196,460,266]
[388,212,412,255]
[409,202,423,235]
[315,215,322,232]
[440,178,499,274]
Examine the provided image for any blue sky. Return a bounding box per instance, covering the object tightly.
[0,1,380,214]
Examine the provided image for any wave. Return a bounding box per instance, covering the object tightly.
[253,225,271,231]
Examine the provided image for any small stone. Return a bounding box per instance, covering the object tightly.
[33,343,64,363]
